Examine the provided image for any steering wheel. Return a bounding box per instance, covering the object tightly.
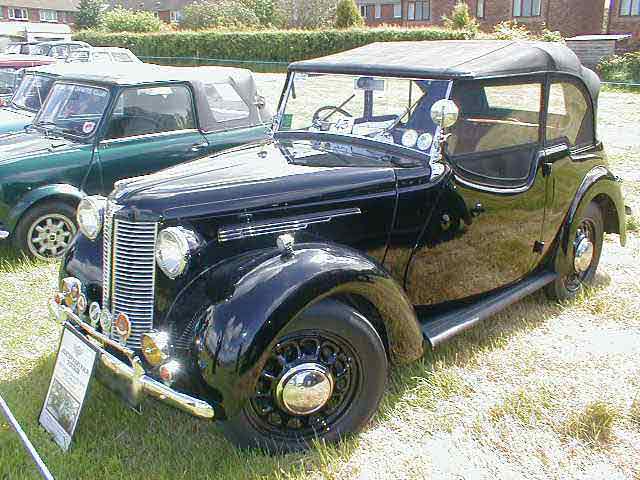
[312,106,353,123]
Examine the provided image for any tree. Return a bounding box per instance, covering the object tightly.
[335,0,364,28]
[442,1,479,35]
[100,7,164,33]
[75,0,105,30]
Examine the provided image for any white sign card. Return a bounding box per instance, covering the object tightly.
[40,326,97,451]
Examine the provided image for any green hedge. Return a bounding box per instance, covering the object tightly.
[73,28,468,63]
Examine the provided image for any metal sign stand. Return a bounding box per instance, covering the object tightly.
[0,393,55,480]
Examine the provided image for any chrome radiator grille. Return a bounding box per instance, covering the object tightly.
[103,201,158,348]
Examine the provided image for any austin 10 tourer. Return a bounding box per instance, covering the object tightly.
[50,41,627,452]
[0,64,271,259]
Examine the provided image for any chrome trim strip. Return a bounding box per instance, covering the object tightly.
[217,207,362,243]
[48,301,214,419]
[99,129,199,145]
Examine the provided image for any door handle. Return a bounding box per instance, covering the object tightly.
[190,142,208,153]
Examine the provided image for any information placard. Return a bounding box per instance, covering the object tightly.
[40,326,97,451]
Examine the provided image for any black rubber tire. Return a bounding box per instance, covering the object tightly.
[13,200,77,261]
[545,201,604,302]
[220,299,387,453]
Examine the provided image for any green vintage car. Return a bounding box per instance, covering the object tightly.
[0,64,271,259]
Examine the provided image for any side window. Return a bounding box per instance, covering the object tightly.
[50,46,69,59]
[546,80,594,147]
[105,85,196,140]
[204,82,250,122]
[449,81,542,186]
[112,52,134,62]
[92,52,112,62]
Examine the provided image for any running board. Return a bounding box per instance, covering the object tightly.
[421,272,557,348]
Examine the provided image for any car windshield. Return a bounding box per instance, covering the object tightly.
[6,44,22,54]
[36,83,110,137]
[277,73,451,156]
[11,73,55,111]
[32,45,52,56]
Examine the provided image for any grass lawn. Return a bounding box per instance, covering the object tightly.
[1,79,639,480]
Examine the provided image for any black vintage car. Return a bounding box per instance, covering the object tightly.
[50,41,627,452]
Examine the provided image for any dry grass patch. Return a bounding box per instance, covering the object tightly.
[630,398,640,427]
[489,386,555,427]
[564,401,620,445]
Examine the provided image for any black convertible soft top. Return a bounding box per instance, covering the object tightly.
[290,40,600,101]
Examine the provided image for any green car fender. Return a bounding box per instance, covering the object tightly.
[7,184,84,232]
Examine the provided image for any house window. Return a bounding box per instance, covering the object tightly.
[620,0,640,15]
[40,10,58,22]
[375,4,381,18]
[360,4,375,18]
[476,0,485,18]
[513,0,541,17]
[407,1,430,20]
[9,8,28,20]
[170,10,183,23]
[393,3,401,17]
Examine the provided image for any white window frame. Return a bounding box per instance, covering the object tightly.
[40,9,58,22]
[170,10,182,23]
[513,0,541,17]
[9,8,29,20]
[620,0,640,16]
[375,4,381,18]
[393,3,402,18]
[407,2,415,19]
[476,0,485,18]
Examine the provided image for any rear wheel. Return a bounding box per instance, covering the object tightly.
[221,299,387,453]
[14,200,77,260]
[545,202,603,301]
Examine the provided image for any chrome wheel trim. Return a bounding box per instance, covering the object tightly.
[574,234,594,273]
[26,213,76,260]
[276,363,334,416]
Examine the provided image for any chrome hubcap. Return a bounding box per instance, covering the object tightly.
[276,363,334,416]
[574,231,594,273]
[27,214,76,260]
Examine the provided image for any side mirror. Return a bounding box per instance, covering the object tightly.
[430,99,459,129]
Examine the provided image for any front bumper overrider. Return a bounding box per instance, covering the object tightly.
[48,291,215,420]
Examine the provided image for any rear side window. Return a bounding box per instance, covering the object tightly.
[204,82,250,122]
[106,85,196,140]
[92,52,112,62]
[112,52,134,62]
[546,80,594,147]
[449,80,543,187]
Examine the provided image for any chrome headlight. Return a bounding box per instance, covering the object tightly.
[155,227,198,279]
[76,196,106,240]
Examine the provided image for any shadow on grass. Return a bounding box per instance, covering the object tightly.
[0,277,613,479]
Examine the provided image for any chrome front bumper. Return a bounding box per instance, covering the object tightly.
[48,299,215,420]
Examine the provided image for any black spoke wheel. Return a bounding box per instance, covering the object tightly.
[546,201,603,301]
[221,299,387,453]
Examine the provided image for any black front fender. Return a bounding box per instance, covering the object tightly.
[172,243,423,419]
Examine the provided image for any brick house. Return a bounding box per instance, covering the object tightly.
[0,0,78,25]
[356,0,606,38]
[109,0,189,24]
[607,0,640,48]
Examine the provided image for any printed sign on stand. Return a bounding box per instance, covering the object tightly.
[39,326,97,451]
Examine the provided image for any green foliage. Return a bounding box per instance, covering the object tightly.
[242,0,284,27]
[598,51,640,83]
[75,0,105,30]
[276,0,337,29]
[493,20,563,42]
[100,7,164,33]
[180,1,260,30]
[335,0,364,28]
[74,27,467,63]
[442,1,479,36]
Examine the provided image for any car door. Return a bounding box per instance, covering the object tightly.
[96,83,209,193]
[397,78,549,305]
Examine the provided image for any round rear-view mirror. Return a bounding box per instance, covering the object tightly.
[430,99,459,129]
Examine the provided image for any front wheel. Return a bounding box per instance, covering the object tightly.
[221,299,388,453]
[13,200,77,260]
[545,201,604,301]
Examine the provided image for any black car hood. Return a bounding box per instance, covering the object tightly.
[112,139,398,221]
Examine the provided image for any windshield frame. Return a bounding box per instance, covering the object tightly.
[274,71,453,164]
[10,72,54,113]
[33,80,112,142]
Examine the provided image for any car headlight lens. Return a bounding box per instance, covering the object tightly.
[155,227,193,279]
[77,196,106,240]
